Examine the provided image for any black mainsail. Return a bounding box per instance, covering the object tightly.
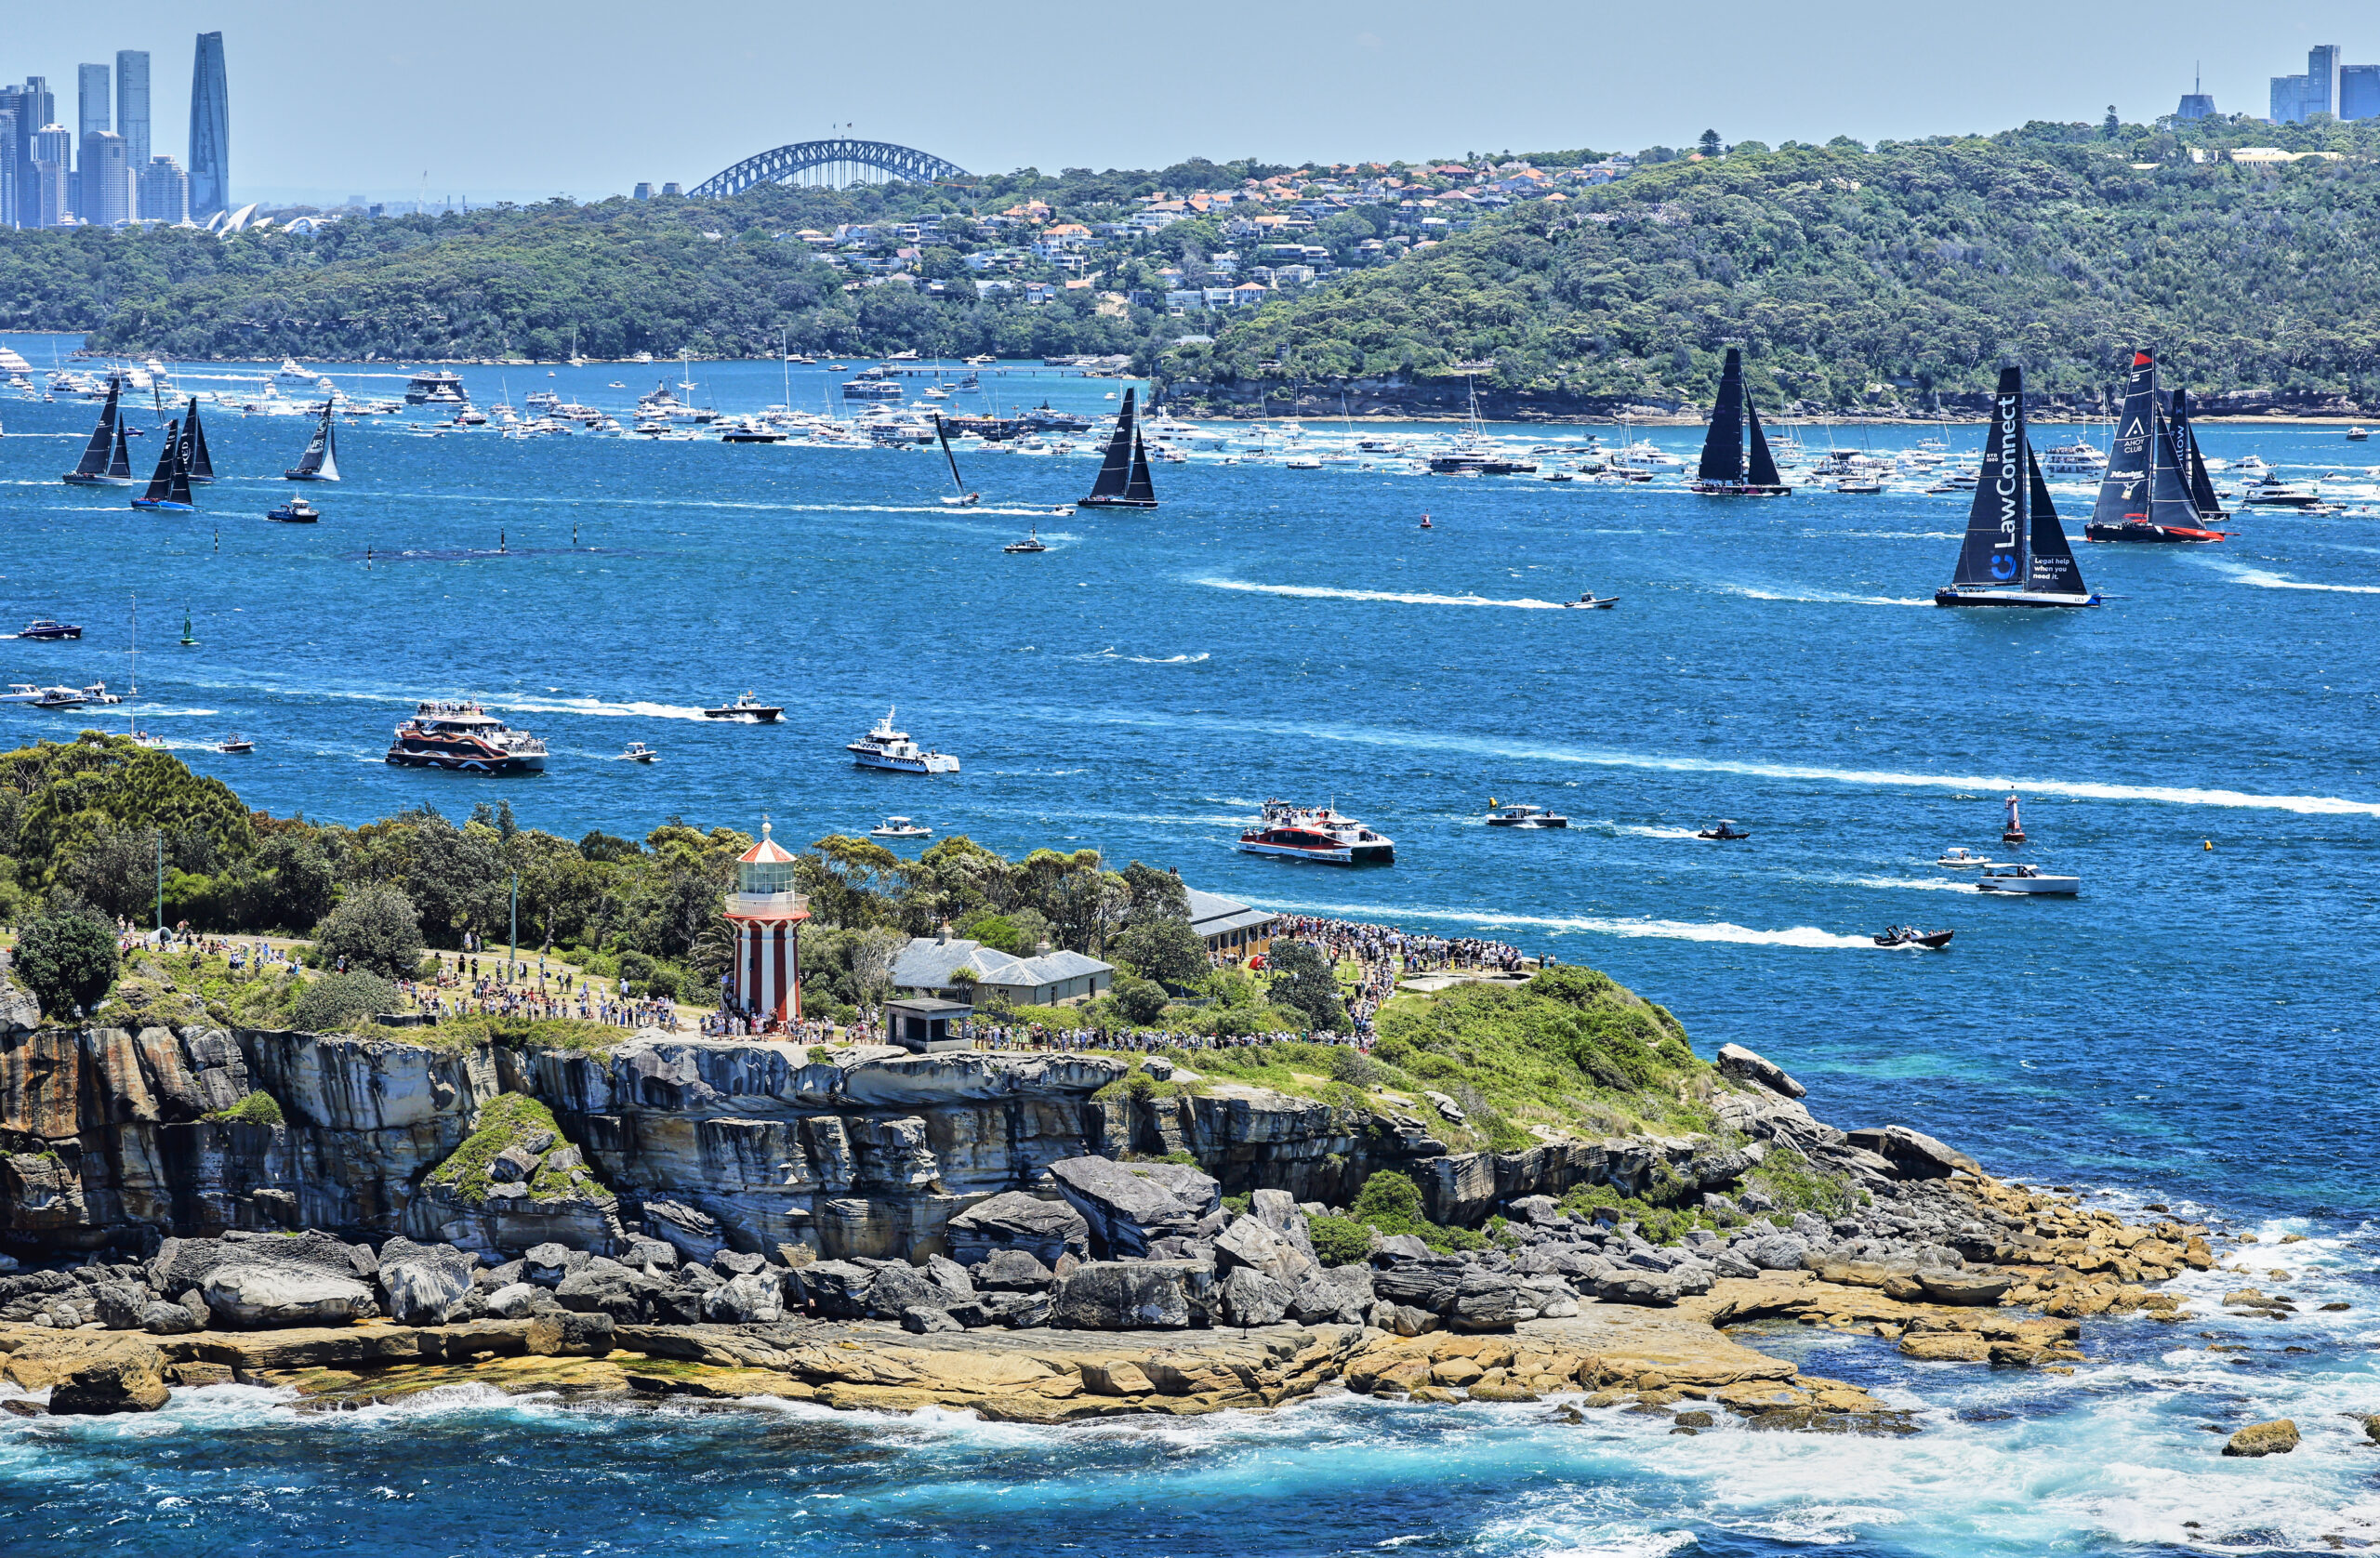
[1937,365,2096,607]
[1689,347,1790,495]
[133,416,194,509]
[106,403,133,480]
[932,414,975,504]
[2085,350,2226,540]
[284,403,339,481]
[2169,389,2224,518]
[2090,349,2161,531]
[1695,350,1747,484]
[181,397,215,482]
[1079,387,1157,508]
[65,377,125,483]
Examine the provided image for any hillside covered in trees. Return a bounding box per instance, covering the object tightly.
[5,116,2379,409]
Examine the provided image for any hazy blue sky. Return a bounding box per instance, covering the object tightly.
[7,1,2373,203]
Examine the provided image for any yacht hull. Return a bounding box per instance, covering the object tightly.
[1933,588,2100,609]
[1236,839,1394,865]
[852,752,959,774]
[386,747,546,774]
[2084,522,2225,544]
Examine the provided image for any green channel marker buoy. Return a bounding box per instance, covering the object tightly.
[179,607,197,646]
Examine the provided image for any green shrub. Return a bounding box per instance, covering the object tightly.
[1112,975,1169,1024]
[425,1092,604,1205]
[1309,1213,1373,1267]
[210,1090,283,1126]
[1744,1147,1866,1218]
[311,884,425,980]
[1347,1168,1485,1254]
[290,970,400,1032]
[13,908,119,1019]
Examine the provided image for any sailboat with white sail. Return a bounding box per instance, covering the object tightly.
[2082,348,2227,544]
[933,415,978,507]
[284,402,340,482]
[62,376,133,485]
[1078,387,1158,509]
[1687,348,1792,495]
[1934,367,2099,609]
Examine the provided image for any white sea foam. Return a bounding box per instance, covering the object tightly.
[2196,560,2380,595]
[1245,897,1873,949]
[1848,875,1981,893]
[1078,648,1212,665]
[1715,583,1933,607]
[1194,577,1570,610]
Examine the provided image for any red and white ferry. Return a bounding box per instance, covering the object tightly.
[1236,799,1395,865]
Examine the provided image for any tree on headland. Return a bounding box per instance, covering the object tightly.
[13,907,119,1019]
[1698,129,1722,157]
[1265,941,1348,1031]
[312,884,426,980]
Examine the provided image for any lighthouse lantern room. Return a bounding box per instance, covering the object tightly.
[725,820,811,1027]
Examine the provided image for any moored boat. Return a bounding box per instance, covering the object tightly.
[386,700,548,773]
[1237,799,1395,865]
[1934,367,2098,608]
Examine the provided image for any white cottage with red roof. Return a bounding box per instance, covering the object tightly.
[724,821,811,1025]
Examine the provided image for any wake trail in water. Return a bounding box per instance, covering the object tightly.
[1246,896,1874,949]
[1846,875,1979,893]
[1193,577,1568,610]
[2195,560,2380,595]
[1076,648,1211,665]
[1714,584,1933,607]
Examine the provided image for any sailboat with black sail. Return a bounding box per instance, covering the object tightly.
[131,417,197,513]
[284,402,340,482]
[2083,349,2226,544]
[1688,348,1792,495]
[178,397,214,483]
[63,376,132,485]
[1935,367,2099,608]
[933,415,978,507]
[1078,388,1158,509]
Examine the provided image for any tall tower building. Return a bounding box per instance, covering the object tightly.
[76,63,109,139]
[139,153,188,223]
[79,131,128,226]
[4,78,54,228]
[0,110,14,230]
[115,51,150,168]
[188,32,229,218]
[33,123,73,225]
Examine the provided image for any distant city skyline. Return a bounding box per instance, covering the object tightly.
[0,3,2376,210]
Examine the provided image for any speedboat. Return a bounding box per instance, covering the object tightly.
[267,496,322,523]
[703,692,783,722]
[0,684,46,703]
[2241,474,2325,508]
[1562,592,1620,609]
[847,707,959,773]
[79,682,122,705]
[2349,427,2371,442]
[620,742,658,762]
[1873,926,1954,950]
[1237,799,1395,865]
[1485,801,1567,829]
[19,619,82,640]
[217,733,254,754]
[1003,527,1048,553]
[33,686,87,708]
[1696,820,1752,840]
[1976,865,2079,896]
[1936,848,1996,868]
[869,815,932,838]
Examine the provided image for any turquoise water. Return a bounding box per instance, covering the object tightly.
[3,340,2375,1551]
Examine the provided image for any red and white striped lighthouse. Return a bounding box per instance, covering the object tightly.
[725,821,811,1027]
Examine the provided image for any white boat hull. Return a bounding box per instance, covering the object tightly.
[1976,876,2079,895]
[1237,839,1364,864]
[854,752,959,774]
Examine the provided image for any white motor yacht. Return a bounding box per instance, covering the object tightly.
[1936,847,1996,868]
[869,816,933,838]
[848,707,959,773]
[2038,441,2107,475]
[1976,865,2080,895]
[1486,801,1568,828]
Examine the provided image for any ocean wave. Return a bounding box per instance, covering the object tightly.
[1194,577,1571,610]
[2196,560,2380,595]
[1243,897,1874,949]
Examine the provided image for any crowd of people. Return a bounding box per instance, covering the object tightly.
[966,1020,1371,1054]
[401,952,682,1030]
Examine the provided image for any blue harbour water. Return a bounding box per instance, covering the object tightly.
[3,338,2376,1553]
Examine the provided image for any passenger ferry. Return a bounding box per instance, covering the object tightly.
[403,370,468,406]
[847,707,959,773]
[385,700,548,773]
[2039,440,2108,475]
[1236,800,1395,865]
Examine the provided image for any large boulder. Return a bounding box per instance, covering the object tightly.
[1214,1215,1317,1287]
[865,1262,953,1321]
[1740,1233,1810,1272]
[2223,1419,2300,1459]
[793,1261,877,1319]
[1286,1264,1376,1327]
[1047,1156,1221,1260]
[152,1231,376,1297]
[139,1301,200,1335]
[376,1237,481,1325]
[1846,1127,1983,1181]
[972,1249,1056,1292]
[1217,1266,1293,1327]
[1250,1189,1317,1261]
[1595,1267,1714,1307]
[700,1272,785,1325]
[94,1282,152,1331]
[46,1338,168,1415]
[1716,1043,1805,1099]
[201,1260,373,1328]
[1050,1261,1211,1330]
[641,1199,730,1263]
[946,1192,1091,1267]
[554,1258,662,1322]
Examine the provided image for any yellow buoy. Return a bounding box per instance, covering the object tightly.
[2204,839,2214,851]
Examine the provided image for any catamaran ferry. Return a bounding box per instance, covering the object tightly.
[386,700,548,773]
[1236,800,1395,865]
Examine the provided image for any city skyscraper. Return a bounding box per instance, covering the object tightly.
[188,31,229,218]
[2269,42,2372,122]
[33,122,72,226]
[0,110,14,231]
[3,77,54,229]
[115,50,150,168]
[79,130,128,225]
[76,63,109,139]
[139,153,188,224]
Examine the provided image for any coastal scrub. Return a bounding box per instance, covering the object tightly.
[424,1093,606,1206]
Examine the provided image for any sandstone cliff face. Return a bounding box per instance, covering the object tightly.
[0,1027,1705,1261]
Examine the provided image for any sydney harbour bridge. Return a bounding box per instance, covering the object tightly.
[689,139,970,197]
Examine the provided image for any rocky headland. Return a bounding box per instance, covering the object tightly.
[0,982,2243,1432]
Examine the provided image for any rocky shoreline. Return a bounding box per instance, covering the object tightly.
[0,1012,2257,1436]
